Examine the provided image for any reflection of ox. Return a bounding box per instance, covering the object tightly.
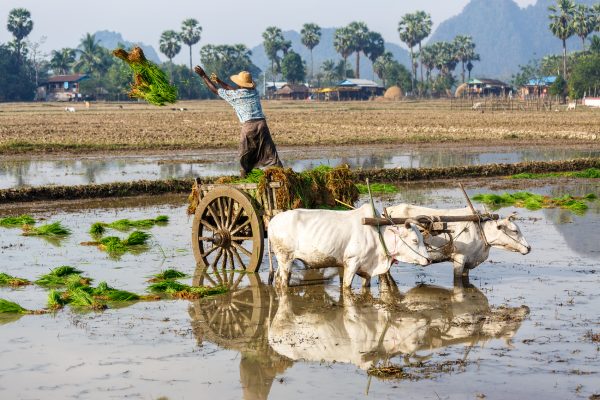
[268,281,529,370]
[268,204,430,288]
[386,205,531,279]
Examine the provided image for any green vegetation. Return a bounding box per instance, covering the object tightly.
[147,280,228,300]
[149,269,188,282]
[509,168,600,179]
[94,231,152,255]
[35,266,90,287]
[90,215,169,235]
[356,183,399,194]
[46,280,139,311]
[0,273,31,287]
[22,221,71,237]
[0,298,29,314]
[473,191,597,214]
[0,215,35,228]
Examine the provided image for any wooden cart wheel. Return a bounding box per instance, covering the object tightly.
[192,186,265,273]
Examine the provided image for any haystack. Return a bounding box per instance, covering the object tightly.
[384,86,403,100]
[455,83,468,97]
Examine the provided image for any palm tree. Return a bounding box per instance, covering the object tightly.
[414,11,432,87]
[419,44,437,88]
[301,23,321,81]
[160,30,182,79]
[333,27,353,78]
[180,19,202,71]
[347,21,370,79]
[373,52,394,87]
[73,33,104,74]
[398,13,419,92]
[365,31,385,80]
[453,35,479,83]
[50,48,76,75]
[7,8,33,62]
[262,26,291,81]
[594,4,600,31]
[572,5,594,50]
[548,0,576,77]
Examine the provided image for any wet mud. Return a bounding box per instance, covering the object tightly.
[0,180,599,399]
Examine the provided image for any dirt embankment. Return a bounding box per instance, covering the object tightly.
[1,158,598,204]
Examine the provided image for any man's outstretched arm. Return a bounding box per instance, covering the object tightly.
[194,66,219,95]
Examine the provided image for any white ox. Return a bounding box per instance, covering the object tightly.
[268,204,430,288]
[386,204,531,279]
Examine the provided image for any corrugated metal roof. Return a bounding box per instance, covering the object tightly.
[526,76,557,86]
[46,74,89,83]
[337,79,381,88]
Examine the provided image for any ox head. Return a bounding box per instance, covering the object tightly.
[383,220,431,266]
[484,213,531,255]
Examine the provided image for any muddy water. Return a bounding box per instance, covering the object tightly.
[1,145,599,189]
[0,181,599,399]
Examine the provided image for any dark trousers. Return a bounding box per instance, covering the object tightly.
[239,118,282,174]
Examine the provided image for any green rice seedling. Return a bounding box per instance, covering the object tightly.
[0,273,31,287]
[149,269,187,282]
[68,287,106,310]
[509,168,600,180]
[123,231,151,246]
[99,236,128,254]
[89,222,106,236]
[147,280,189,294]
[355,183,399,195]
[22,221,71,237]
[474,191,597,214]
[0,298,29,314]
[0,214,35,228]
[47,290,68,310]
[35,266,86,287]
[92,216,169,233]
[93,282,140,301]
[584,193,598,200]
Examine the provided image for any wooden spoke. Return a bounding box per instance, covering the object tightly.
[206,203,222,229]
[231,236,253,241]
[230,247,247,271]
[199,219,218,233]
[230,219,251,236]
[232,241,252,258]
[201,244,218,258]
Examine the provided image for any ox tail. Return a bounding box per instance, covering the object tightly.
[267,235,275,285]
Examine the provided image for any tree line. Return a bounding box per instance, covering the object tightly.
[1,1,599,102]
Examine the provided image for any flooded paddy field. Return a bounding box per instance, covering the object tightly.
[1,144,599,189]
[0,180,599,399]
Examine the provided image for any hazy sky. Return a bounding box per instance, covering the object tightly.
[1,0,537,63]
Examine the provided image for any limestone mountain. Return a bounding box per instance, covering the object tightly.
[92,30,161,64]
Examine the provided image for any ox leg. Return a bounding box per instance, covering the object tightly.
[274,254,293,287]
[452,256,471,286]
[361,276,371,288]
[342,264,359,290]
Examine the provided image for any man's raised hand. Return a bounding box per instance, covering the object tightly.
[194,65,206,77]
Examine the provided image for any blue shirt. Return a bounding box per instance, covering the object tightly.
[217,88,265,123]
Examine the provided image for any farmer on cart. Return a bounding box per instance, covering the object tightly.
[194,66,283,177]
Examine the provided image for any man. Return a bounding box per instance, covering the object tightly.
[194,66,283,177]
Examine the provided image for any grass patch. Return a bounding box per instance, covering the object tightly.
[90,215,169,235]
[473,191,597,214]
[0,273,31,287]
[149,269,187,282]
[355,183,399,195]
[0,298,29,314]
[35,266,90,287]
[0,214,35,227]
[22,221,71,237]
[509,168,600,180]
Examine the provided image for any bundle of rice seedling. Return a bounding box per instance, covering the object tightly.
[113,47,177,106]
[0,273,31,287]
[35,266,88,287]
[147,280,189,294]
[93,282,140,302]
[46,290,68,310]
[0,298,29,314]
[123,230,151,245]
[510,168,600,180]
[148,269,187,282]
[473,191,597,214]
[67,287,106,310]
[147,280,227,299]
[22,221,71,237]
[95,230,151,255]
[355,183,399,195]
[0,214,35,228]
[90,216,168,235]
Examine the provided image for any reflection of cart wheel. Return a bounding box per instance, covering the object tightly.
[192,187,264,273]
[192,267,265,342]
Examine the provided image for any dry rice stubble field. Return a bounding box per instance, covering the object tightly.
[0,100,598,154]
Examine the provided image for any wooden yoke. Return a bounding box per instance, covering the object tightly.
[362,214,499,227]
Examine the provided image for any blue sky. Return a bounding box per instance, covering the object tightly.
[1,0,536,63]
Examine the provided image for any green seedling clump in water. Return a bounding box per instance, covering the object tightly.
[147,280,227,299]
[473,191,597,214]
[149,269,187,282]
[93,281,140,302]
[90,216,169,235]
[35,266,89,287]
[355,183,399,195]
[96,231,151,255]
[0,298,29,314]
[22,221,71,237]
[510,168,600,180]
[47,290,68,310]
[0,215,35,228]
[47,280,139,310]
[0,273,31,287]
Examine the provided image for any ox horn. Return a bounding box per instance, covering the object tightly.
[404,218,418,229]
[508,212,518,221]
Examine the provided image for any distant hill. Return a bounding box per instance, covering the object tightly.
[93,30,161,64]
[250,27,411,80]
[428,0,598,80]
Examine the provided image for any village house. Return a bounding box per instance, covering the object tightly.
[521,76,557,98]
[336,79,385,100]
[273,83,310,100]
[36,74,89,101]
[466,78,512,97]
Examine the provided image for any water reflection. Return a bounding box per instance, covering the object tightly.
[189,269,529,400]
[2,146,598,189]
